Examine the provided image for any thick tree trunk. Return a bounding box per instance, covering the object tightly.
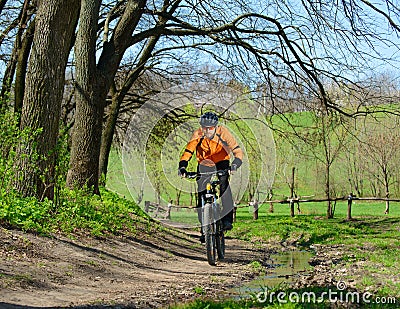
[66,0,103,194]
[67,88,106,194]
[13,0,80,199]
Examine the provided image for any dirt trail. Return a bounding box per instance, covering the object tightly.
[0,225,270,308]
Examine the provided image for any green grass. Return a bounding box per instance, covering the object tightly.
[172,210,400,309]
[160,200,400,308]
[105,148,134,201]
[238,200,400,218]
[231,205,400,246]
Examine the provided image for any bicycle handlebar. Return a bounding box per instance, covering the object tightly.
[185,172,198,179]
[183,169,230,179]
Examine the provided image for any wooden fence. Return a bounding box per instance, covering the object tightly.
[144,201,172,219]
[145,195,400,222]
[242,195,400,221]
[238,167,400,220]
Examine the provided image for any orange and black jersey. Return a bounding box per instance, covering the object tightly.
[180,125,243,167]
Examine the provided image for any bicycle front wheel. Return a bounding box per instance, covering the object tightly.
[216,221,225,260]
[203,203,216,266]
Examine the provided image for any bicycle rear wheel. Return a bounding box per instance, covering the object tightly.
[203,203,216,266]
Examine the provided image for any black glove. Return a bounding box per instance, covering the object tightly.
[231,158,242,172]
[231,164,238,172]
[178,160,188,177]
[178,167,187,177]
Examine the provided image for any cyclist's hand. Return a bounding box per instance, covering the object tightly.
[178,167,187,177]
[230,158,241,175]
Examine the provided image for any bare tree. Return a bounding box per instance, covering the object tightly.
[287,109,352,218]
[358,118,400,214]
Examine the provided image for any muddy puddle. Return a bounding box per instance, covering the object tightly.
[235,250,314,298]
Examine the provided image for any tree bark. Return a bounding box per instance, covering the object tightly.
[66,0,103,194]
[14,18,35,117]
[98,91,122,185]
[13,0,80,199]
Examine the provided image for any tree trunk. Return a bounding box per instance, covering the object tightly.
[290,167,295,217]
[13,0,80,199]
[0,0,33,106]
[384,175,390,214]
[99,93,122,185]
[14,18,35,117]
[66,0,104,194]
[0,46,18,105]
[326,164,334,219]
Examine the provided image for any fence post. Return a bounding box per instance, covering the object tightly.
[166,201,172,220]
[268,189,274,213]
[290,167,295,217]
[254,201,259,220]
[144,201,150,213]
[290,199,295,217]
[269,202,274,213]
[347,193,353,220]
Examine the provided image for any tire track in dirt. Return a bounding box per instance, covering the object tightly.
[0,226,270,308]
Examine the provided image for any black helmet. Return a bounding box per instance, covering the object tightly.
[199,112,218,127]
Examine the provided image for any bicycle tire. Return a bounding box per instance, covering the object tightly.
[203,203,216,266]
[216,221,225,260]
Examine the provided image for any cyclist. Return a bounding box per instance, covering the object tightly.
[178,111,243,242]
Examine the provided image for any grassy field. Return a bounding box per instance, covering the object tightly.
[172,208,400,308]
[160,199,400,308]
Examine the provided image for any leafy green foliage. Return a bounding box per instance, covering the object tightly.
[0,110,21,196]
[0,187,149,236]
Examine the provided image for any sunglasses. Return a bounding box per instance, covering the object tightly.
[202,126,216,131]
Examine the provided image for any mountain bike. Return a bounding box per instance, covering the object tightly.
[186,170,228,266]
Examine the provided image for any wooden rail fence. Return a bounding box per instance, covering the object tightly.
[242,195,400,220]
[144,201,172,219]
[145,195,400,222]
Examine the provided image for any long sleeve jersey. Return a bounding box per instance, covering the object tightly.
[180,125,243,167]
